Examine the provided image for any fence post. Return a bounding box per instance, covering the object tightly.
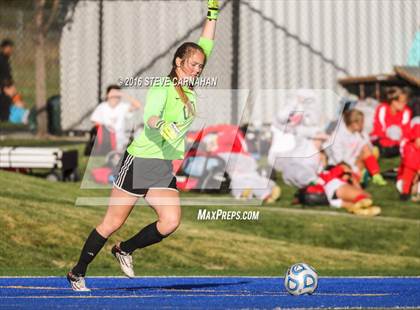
[97,0,104,104]
[231,0,240,125]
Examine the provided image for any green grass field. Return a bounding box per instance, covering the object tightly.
[0,139,419,277]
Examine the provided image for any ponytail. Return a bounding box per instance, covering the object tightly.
[169,68,194,117]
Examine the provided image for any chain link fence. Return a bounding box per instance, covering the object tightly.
[238,0,419,125]
[1,0,418,132]
[60,0,419,133]
[60,0,235,132]
[0,2,61,112]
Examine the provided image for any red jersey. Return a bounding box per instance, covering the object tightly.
[370,103,412,147]
[397,118,420,194]
[318,165,359,186]
[318,165,346,185]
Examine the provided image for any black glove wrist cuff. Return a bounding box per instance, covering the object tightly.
[155,119,165,129]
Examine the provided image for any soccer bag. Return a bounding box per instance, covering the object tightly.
[176,155,231,194]
[85,125,116,156]
[296,184,329,206]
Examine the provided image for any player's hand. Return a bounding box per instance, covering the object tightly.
[207,0,219,20]
[156,120,180,141]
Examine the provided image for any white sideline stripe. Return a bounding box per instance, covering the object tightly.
[257,206,420,224]
[0,276,420,278]
[73,197,420,224]
[75,197,261,206]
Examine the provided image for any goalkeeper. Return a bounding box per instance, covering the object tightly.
[67,1,219,291]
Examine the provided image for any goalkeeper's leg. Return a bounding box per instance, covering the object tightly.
[68,188,137,290]
[118,189,180,255]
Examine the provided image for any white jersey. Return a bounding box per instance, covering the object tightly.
[90,101,132,151]
[218,152,275,200]
[326,121,370,173]
[279,141,323,188]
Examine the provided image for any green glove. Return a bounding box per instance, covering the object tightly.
[207,0,219,20]
[156,120,180,141]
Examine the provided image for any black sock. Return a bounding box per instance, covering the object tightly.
[72,229,107,276]
[120,221,167,254]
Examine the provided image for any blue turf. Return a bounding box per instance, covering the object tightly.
[0,277,419,309]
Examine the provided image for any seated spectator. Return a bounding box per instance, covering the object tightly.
[397,116,420,201]
[317,163,381,216]
[2,80,29,124]
[90,85,141,152]
[277,134,381,216]
[370,87,412,157]
[282,149,381,216]
[326,109,386,186]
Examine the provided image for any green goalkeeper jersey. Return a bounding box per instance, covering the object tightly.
[127,37,214,160]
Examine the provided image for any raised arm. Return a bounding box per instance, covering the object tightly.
[122,93,141,111]
[201,0,218,40]
[113,89,141,111]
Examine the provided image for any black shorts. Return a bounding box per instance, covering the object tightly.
[113,151,178,197]
[373,141,400,158]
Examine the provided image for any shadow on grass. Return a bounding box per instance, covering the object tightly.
[99,281,251,291]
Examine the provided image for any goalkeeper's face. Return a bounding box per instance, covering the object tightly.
[176,51,205,80]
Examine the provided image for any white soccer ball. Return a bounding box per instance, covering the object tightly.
[284,263,318,296]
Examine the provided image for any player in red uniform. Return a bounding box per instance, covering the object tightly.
[370,87,412,157]
[316,163,381,216]
[397,117,420,201]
